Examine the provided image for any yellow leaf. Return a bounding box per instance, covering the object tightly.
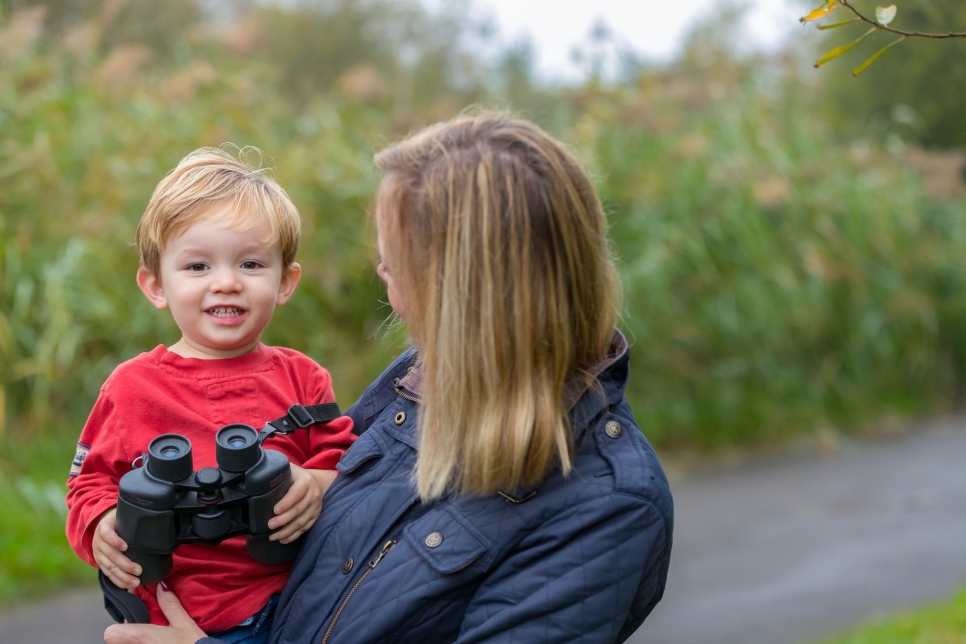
[853,36,906,76]
[814,27,875,67]
[875,5,897,25]
[801,3,838,23]
[818,18,861,30]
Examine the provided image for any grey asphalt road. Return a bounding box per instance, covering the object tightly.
[3,420,966,644]
[631,418,966,644]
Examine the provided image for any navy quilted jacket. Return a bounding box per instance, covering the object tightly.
[199,335,673,644]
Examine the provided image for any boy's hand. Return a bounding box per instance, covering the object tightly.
[269,465,336,544]
[93,508,142,589]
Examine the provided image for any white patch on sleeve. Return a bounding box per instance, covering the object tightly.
[69,442,91,477]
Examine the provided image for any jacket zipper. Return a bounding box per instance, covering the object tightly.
[394,386,420,404]
[320,540,397,644]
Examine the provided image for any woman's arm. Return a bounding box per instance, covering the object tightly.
[103,584,209,644]
[455,493,671,643]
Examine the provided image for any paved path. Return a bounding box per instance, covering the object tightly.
[631,418,966,644]
[3,420,966,644]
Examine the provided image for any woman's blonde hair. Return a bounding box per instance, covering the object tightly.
[136,146,300,276]
[374,113,621,500]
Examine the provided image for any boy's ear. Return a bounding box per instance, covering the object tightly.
[137,267,169,310]
[276,263,301,306]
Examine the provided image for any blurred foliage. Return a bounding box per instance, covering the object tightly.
[818,0,966,148]
[0,440,90,604]
[589,19,966,449]
[1,0,966,453]
[816,586,966,643]
[2,0,966,598]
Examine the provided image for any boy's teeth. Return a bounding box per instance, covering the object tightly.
[209,307,242,317]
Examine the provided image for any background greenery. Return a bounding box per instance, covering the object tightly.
[2,0,966,610]
[820,0,966,149]
[816,589,966,644]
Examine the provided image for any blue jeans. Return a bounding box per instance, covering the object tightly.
[207,595,279,644]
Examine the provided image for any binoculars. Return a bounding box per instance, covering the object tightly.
[114,423,299,585]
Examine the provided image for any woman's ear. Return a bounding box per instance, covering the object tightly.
[137,267,169,310]
[276,262,302,306]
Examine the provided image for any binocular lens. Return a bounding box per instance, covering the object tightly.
[215,424,261,472]
[146,435,193,482]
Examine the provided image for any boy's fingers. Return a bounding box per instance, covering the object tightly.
[94,543,141,576]
[268,505,300,531]
[269,502,310,539]
[271,496,322,542]
[273,480,308,515]
[276,515,318,544]
[99,522,128,551]
[95,549,141,588]
[270,490,318,528]
[104,566,138,589]
[109,551,142,576]
[273,517,310,543]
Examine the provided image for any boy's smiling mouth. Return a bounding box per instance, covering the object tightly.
[206,306,246,319]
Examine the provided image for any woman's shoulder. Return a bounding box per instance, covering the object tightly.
[548,407,671,525]
[438,402,672,551]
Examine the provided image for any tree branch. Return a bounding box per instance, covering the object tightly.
[838,0,966,39]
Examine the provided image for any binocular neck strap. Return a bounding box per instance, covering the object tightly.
[99,571,151,624]
[261,402,343,440]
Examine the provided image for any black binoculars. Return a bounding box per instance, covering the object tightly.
[114,423,299,585]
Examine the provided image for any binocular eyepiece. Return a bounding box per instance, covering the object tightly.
[114,424,299,585]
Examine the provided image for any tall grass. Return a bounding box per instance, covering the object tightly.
[3,7,966,449]
[582,53,966,448]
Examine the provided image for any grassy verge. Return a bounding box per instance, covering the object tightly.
[816,590,966,644]
[0,431,96,605]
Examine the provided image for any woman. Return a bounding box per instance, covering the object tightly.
[105,113,673,644]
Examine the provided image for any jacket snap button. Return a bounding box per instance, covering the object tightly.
[394,411,407,425]
[605,421,623,438]
[342,558,354,575]
[425,532,443,548]
[393,377,400,386]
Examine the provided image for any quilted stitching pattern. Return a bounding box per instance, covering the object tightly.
[260,343,672,644]
[403,507,491,574]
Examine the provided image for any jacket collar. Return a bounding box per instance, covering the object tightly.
[385,331,630,502]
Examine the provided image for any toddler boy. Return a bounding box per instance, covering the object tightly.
[65,147,354,638]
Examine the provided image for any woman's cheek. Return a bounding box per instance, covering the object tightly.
[387,284,407,324]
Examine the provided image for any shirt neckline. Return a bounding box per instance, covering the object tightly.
[150,343,276,378]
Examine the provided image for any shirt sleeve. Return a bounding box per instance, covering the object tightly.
[65,388,134,567]
[454,493,671,643]
[279,360,356,471]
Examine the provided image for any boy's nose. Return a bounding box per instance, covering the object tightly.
[209,268,242,293]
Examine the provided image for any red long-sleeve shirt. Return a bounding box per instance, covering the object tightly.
[65,344,355,632]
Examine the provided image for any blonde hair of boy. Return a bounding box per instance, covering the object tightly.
[136,146,301,277]
[374,113,622,500]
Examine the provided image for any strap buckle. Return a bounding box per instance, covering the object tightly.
[261,401,342,441]
[270,404,315,435]
[287,403,315,428]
